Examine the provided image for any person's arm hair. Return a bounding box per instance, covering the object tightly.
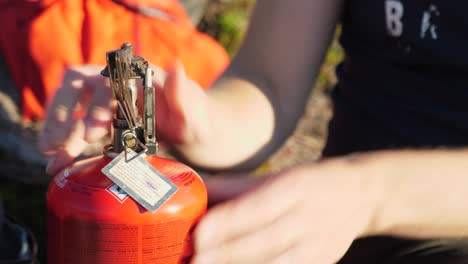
[174,0,344,171]
[191,148,468,263]
[357,149,468,238]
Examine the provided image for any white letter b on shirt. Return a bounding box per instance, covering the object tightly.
[386,0,404,37]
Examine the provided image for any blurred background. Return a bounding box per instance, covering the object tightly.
[0,0,343,262]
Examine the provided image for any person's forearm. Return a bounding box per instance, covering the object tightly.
[174,76,275,171]
[359,149,468,238]
[172,0,343,171]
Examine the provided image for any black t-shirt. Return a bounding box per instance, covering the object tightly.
[324,0,468,156]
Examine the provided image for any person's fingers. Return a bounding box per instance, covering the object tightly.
[268,242,317,264]
[39,72,84,154]
[149,63,168,87]
[46,119,89,175]
[192,206,304,264]
[154,63,190,143]
[52,155,104,179]
[163,62,189,121]
[83,79,113,143]
[83,107,112,143]
[46,151,74,176]
[157,62,209,144]
[195,171,303,252]
[39,65,103,155]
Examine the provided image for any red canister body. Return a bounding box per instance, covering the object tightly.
[47,155,207,264]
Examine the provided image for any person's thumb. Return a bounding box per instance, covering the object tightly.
[158,62,208,144]
[164,62,192,120]
[46,120,89,175]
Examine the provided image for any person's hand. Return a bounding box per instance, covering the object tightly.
[192,158,379,264]
[201,172,269,206]
[39,63,209,175]
[38,65,113,175]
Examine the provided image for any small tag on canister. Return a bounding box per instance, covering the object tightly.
[102,149,178,213]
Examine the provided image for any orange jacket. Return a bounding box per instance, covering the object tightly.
[0,0,229,121]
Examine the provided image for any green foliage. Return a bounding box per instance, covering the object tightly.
[216,9,249,55]
[317,35,344,88]
[198,0,255,56]
[199,1,344,87]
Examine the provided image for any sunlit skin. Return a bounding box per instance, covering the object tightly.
[39,0,468,263]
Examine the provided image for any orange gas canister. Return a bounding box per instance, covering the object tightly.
[47,154,207,264]
[46,43,207,264]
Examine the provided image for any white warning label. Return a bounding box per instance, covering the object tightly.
[101,149,178,213]
[105,184,130,204]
